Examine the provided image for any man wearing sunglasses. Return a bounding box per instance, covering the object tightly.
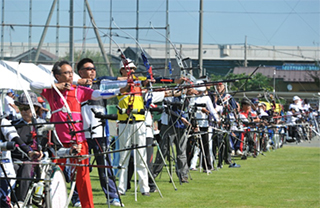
[0,94,45,208]
[72,58,124,207]
[9,92,44,206]
[31,60,128,208]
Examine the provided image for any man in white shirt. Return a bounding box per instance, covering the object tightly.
[289,96,302,113]
[188,81,219,173]
[286,106,301,143]
[4,90,19,120]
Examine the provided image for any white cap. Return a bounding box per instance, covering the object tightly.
[195,80,206,92]
[293,96,300,101]
[120,58,136,69]
[289,104,299,111]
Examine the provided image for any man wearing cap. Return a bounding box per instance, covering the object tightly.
[257,103,269,118]
[286,106,301,143]
[31,60,127,208]
[289,96,302,113]
[188,81,220,173]
[36,96,50,121]
[212,82,239,167]
[116,58,151,196]
[0,92,44,207]
[251,98,260,115]
[4,89,19,120]
[238,99,260,157]
[10,92,44,205]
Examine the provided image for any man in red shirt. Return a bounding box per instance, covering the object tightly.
[238,99,260,159]
[31,60,126,208]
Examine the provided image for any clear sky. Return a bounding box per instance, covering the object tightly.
[2,0,319,47]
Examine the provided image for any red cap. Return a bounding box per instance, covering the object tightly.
[37,97,45,103]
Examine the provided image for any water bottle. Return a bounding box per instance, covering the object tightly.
[100,80,141,90]
[33,181,44,205]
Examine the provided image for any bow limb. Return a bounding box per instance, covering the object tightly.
[17,61,42,152]
[50,72,80,206]
[150,22,197,84]
[16,61,37,119]
[113,20,154,108]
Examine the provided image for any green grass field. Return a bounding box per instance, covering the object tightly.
[84,145,320,208]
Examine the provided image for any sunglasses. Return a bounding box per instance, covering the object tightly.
[81,67,96,71]
[121,67,136,70]
[19,105,30,111]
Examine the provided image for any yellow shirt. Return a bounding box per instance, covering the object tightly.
[117,86,145,121]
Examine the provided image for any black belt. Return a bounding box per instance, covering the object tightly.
[119,120,143,124]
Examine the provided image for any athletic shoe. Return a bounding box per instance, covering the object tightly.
[13,201,25,208]
[229,163,241,168]
[189,167,197,171]
[150,188,158,193]
[224,160,232,165]
[266,143,271,151]
[236,150,243,156]
[181,177,189,183]
[203,169,212,174]
[118,192,125,196]
[108,198,124,207]
[142,192,150,196]
[73,201,81,207]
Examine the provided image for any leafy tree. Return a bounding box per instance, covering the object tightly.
[61,50,120,105]
[210,72,273,92]
[61,50,118,77]
[306,70,320,89]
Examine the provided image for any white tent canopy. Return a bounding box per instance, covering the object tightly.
[0,61,81,91]
[0,61,31,90]
[3,61,53,85]
[38,64,81,81]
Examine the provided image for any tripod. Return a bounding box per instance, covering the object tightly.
[151,132,178,190]
[211,127,241,168]
[117,111,162,201]
[188,104,212,174]
[153,122,190,184]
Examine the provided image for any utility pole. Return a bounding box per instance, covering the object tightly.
[28,0,32,62]
[165,0,170,77]
[198,0,203,77]
[55,0,60,58]
[136,0,139,64]
[34,0,58,64]
[1,0,4,60]
[85,0,114,76]
[273,69,276,97]
[69,0,74,68]
[109,0,112,55]
[244,35,248,67]
[82,0,86,59]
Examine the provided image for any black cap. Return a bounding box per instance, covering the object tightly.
[241,98,251,105]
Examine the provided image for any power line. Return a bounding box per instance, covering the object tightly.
[250,44,317,60]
